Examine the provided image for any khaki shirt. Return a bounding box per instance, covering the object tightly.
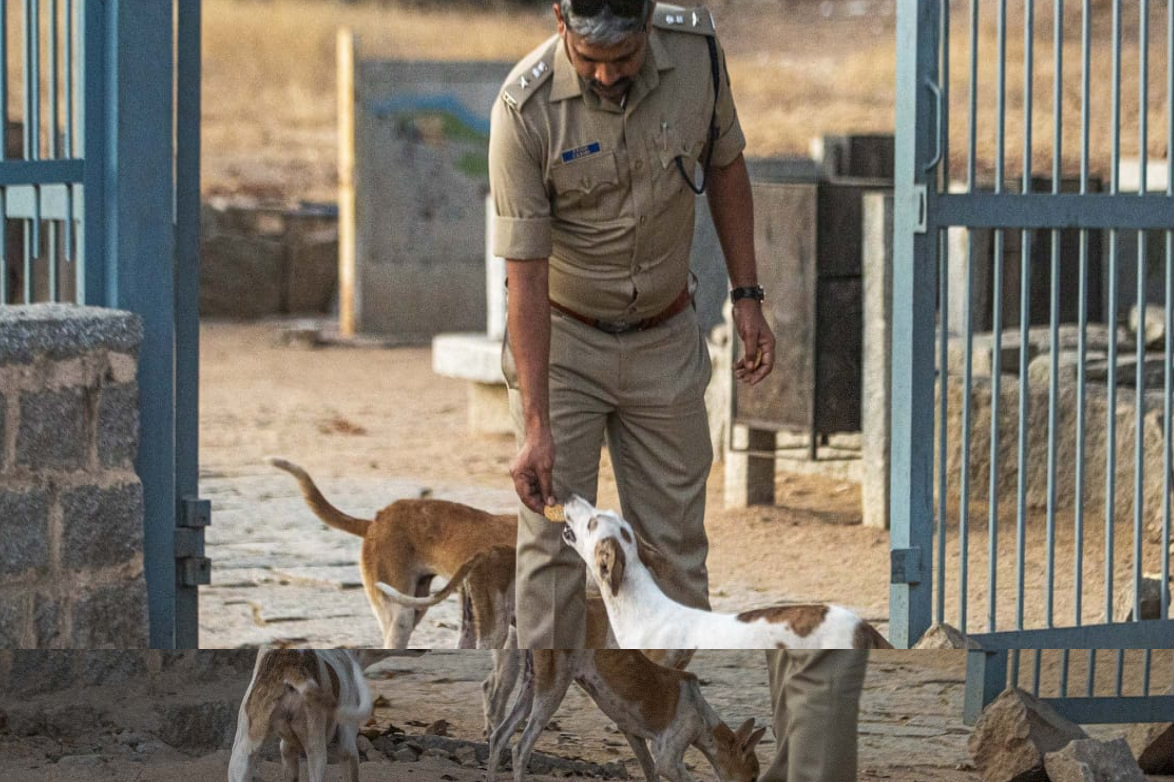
[489,4,745,322]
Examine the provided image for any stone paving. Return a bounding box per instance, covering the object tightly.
[199,467,520,649]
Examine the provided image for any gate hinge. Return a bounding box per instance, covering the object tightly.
[912,184,928,234]
[891,547,925,585]
[176,496,212,587]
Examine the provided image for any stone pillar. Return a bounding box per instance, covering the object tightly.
[724,424,776,508]
[0,304,148,648]
[862,193,894,528]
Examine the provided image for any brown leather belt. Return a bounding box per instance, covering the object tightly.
[550,287,691,335]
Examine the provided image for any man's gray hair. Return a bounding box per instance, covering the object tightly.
[560,0,653,47]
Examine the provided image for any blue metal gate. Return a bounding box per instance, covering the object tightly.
[893,0,1174,718]
[0,1,207,648]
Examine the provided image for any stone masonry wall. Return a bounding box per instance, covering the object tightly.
[0,304,147,648]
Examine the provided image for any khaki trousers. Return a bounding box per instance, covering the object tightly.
[762,650,868,782]
[505,306,713,648]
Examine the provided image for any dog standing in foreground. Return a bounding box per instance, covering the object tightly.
[488,649,763,782]
[268,458,517,648]
[560,496,894,649]
[228,649,373,782]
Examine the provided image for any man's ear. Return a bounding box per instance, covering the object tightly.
[553,2,567,36]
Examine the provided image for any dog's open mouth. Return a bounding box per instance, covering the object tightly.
[562,525,576,545]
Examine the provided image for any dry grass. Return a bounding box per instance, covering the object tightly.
[202,0,1172,201]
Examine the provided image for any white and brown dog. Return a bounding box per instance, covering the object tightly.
[561,496,894,649]
[228,649,373,782]
[488,649,762,782]
[269,458,517,648]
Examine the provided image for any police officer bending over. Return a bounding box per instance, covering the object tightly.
[490,0,773,649]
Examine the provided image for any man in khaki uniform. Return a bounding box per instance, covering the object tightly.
[763,650,868,782]
[489,0,775,649]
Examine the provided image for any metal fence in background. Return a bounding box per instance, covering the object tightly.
[0,0,83,304]
[893,0,1174,718]
[0,1,206,648]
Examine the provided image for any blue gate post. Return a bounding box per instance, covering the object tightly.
[174,0,207,649]
[889,0,941,648]
[104,2,178,648]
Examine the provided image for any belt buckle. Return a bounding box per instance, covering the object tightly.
[594,318,640,335]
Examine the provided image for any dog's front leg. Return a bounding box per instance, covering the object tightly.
[279,738,302,782]
[622,731,658,782]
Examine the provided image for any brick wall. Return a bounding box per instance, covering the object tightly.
[0,304,148,648]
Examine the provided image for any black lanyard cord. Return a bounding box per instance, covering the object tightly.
[674,35,721,195]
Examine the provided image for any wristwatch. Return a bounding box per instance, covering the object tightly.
[730,285,765,304]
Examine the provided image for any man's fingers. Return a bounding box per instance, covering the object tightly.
[538,468,557,508]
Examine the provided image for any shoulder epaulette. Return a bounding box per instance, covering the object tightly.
[501,40,557,111]
[652,4,715,35]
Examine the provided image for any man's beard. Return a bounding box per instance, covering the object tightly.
[590,78,632,102]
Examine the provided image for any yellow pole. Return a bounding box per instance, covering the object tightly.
[337,27,357,337]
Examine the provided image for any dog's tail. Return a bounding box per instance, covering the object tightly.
[375,547,504,607]
[854,621,895,649]
[267,457,369,538]
[335,653,374,725]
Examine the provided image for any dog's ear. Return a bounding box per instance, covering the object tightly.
[733,718,755,743]
[634,530,671,581]
[744,725,767,752]
[595,537,627,596]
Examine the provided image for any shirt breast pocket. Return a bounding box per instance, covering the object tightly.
[653,125,707,196]
[550,152,621,216]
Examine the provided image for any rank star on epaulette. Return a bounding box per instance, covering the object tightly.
[519,75,530,89]
[531,61,549,79]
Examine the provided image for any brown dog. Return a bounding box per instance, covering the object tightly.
[269,458,516,648]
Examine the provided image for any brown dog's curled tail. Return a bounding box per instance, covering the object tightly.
[374,546,511,607]
[267,457,370,538]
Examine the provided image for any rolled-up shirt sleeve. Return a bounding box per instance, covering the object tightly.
[709,37,746,169]
[489,95,551,261]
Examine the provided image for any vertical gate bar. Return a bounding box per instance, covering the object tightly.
[936,0,950,628]
[961,235,976,634]
[45,0,56,299]
[79,0,106,305]
[1032,648,1042,696]
[1,0,8,305]
[964,650,1009,724]
[891,0,940,648]
[959,0,980,636]
[1116,649,1125,697]
[175,0,202,648]
[1076,0,1092,630]
[1087,648,1096,696]
[967,0,978,190]
[1163,0,1173,622]
[941,0,950,190]
[1105,0,1122,632]
[1144,649,1152,695]
[22,0,32,300]
[63,0,71,262]
[1133,0,1150,626]
[989,0,1008,638]
[1014,0,1034,644]
[49,0,55,159]
[29,0,39,255]
[1045,0,1063,633]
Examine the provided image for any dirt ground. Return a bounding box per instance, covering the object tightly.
[0,651,983,782]
[199,320,892,637]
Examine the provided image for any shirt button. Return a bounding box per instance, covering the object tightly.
[639,215,647,224]
[635,159,644,170]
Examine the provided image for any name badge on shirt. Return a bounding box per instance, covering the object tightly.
[560,142,601,163]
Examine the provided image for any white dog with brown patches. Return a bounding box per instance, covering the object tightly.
[561,496,893,650]
[227,649,373,782]
[488,649,762,782]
